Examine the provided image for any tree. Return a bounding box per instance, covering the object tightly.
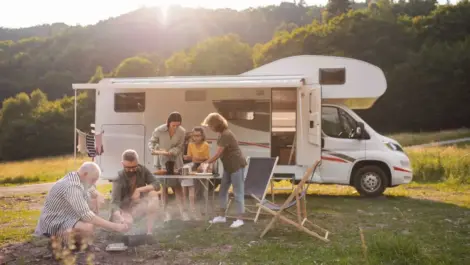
[326,0,352,17]
[88,66,104,83]
[113,56,156,77]
[165,34,253,76]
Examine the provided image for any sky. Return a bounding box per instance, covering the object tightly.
[0,0,456,29]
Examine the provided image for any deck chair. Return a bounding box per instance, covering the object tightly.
[225,156,279,223]
[253,160,331,242]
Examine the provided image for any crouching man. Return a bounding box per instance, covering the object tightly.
[110,149,161,235]
[34,161,129,246]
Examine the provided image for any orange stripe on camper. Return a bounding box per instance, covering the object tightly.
[321,156,348,163]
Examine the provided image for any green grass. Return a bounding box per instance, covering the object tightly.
[0,155,88,185]
[147,183,470,264]
[405,146,470,184]
[1,183,469,264]
[386,128,470,147]
[0,194,42,246]
[0,129,469,186]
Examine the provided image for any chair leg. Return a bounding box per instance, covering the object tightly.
[254,206,262,223]
[259,205,329,242]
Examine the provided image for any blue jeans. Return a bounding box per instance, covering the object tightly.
[219,167,245,215]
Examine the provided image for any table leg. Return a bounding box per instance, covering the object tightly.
[204,179,209,218]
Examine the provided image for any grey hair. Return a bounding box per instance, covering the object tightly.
[122,149,139,162]
[78,161,101,178]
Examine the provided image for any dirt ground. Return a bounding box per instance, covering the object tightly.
[0,221,232,265]
[0,194,230,265]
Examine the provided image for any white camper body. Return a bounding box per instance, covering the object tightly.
[73,55,413,197]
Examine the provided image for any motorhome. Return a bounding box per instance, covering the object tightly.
[72,55,412,197]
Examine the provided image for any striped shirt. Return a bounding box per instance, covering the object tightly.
[34,171,96,238]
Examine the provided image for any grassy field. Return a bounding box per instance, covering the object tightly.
[1,183,469,264]
[406,145,470,184]
[0,155,87,185]
[0,129,469,186]
[387,128,470,147]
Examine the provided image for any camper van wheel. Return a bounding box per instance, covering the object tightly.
[352,165,388,197]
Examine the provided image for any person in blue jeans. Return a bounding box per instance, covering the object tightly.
[200,112,247,228]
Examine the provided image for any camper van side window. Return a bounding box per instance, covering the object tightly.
[321,106,356,139]
[114,92,145,112]
[319,68,346,85]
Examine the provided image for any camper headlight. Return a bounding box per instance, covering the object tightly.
[385,142,404,152]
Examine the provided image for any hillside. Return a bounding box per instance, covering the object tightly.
[0,23,69,41]
[1,0,470,162]
[0,3,329,102]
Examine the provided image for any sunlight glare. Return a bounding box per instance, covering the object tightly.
[159,4,169,25]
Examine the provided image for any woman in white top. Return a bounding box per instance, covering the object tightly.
[148,112,188,222]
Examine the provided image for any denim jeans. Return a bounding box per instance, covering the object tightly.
[219,167,245,215]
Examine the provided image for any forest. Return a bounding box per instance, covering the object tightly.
[0,0,469,161]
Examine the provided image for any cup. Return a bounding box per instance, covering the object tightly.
[165,161,175,175]
[201,163,209,173]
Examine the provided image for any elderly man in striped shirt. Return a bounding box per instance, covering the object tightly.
[34,161,129,244]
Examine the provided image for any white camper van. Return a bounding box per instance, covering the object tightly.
[72,55,412,197]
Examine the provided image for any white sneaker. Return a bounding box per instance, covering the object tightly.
[209,216,226,224]
[164,212,172,223]
[230,219,244,228]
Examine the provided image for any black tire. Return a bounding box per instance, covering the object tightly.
[352,165,388,197]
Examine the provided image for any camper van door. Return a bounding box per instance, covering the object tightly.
[308,87,321,146]
[296,86,322,166]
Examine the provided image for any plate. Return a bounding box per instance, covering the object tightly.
[106,243,128,252]
[195,173,213,176]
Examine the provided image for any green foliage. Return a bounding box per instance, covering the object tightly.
[406,146,470,184]
[114,56,156,77]
[165,34,253,75]
[0,2,470,161]
[0,89,93,161]
[326,0,352,18]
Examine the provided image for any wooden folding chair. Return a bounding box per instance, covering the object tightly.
[225,156,279,222]
[254,160,331,242]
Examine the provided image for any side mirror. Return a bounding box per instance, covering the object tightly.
[355,122,365,139]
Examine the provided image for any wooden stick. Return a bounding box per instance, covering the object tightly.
[359,227,369,265]
[295,191,302,224]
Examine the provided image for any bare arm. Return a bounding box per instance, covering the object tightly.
[65,185,123,232]
[205,146,224,164]
[88,215,122,231]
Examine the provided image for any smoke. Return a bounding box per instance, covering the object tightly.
[123,188,211,235]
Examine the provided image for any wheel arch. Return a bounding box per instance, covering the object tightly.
[349,159,392,187]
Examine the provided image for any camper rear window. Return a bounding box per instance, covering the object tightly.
[319,68,346,85]
[114,92,145,112]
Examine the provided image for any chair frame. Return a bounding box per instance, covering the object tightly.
[225,156,279,223]
[254,160,331,242]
